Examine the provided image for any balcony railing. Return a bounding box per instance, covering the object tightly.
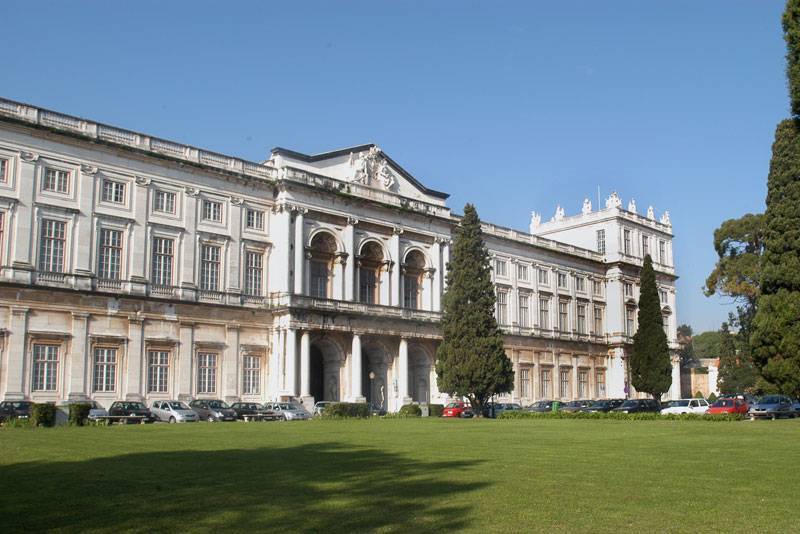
[150,284,178,298]
[36,271,68,284]
[198,290,225,302]
[276,294,443,323]
[96,278,123,291]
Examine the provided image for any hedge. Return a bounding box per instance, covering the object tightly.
[320,402,371,419]
[31,403,57,427]
[497,411,745,422]
[398,404,422,417]
[428,404,444,417]
[68,403,93,426]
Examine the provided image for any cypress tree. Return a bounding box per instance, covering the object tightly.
[435,204,513,416]
[629,255,672,401]
[751,0,800,397]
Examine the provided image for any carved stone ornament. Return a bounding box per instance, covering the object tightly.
[553,205,565,222]
[392,226,404,235]
[347,216,359,226]
[605,191,622,209]
[20,151,39,162]
[134,175,151,186]
[627,198,637,214]
[582,198,592,214]
[529,211,541,232]
[80,164,98,175]
[646,206,655,220]
[185,186,200,197]
[348,146,396,190]
[230,196,244,206]
[660,210,671,226]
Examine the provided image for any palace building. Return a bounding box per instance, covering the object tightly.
[0,97,680,412]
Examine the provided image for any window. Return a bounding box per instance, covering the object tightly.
[42,168,69,193]
[202,200,222,222]
[0,158,7,182]
[496,291,508,325]
[243,355,261,395]
[98,229,122,280]
[593,306,604,335]
[403,250,426,309]
[200,244,221,291]
[38,219,66,273]
[659,289,668,303]
[244,251,263,296]
[558,301,569,332]
[518,294,530,328]
[310,260,330,298]
[309,233,336,299]
[575,276,585,292]
[32,344,59,391]
[539,297,550,329]
[659,240,666,264]
[494,259,507,277]
[93,347,117,392]
[147,350,170,393]
[538,268,549,285]
[596,369,606,398]
[557,272,568,289]
[359,269,377,304]
[593,280,603,296]
[626,308,636,336]
[246,208,264,230]
[577,304,587,334]
[358,241,383,305]
[517,264,528,281]
[578,371,588,398]
[624,282,633,297]
[663,315,670,338]
[403,274,421,309]
[642,235,649,257]
[101,180,125,204]
[520,368,530,398]
[151,237,174,286]
[559,369,570,398]
[623,229,632,255]
[154,190,176,214]
[540,368,551,398]
[596,229,606,254]
[197,353,218,394]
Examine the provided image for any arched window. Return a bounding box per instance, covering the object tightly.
[309,232,337,298]
[403,250,426,309]
[358,241,384,304]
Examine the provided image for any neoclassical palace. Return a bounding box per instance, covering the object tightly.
[0,97,680,412]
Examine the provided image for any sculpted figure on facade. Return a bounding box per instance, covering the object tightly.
[627,198,637,214]
[554,205,565,221]
[605,191,622,209]
[660,210,671,226]
[647,206,655,220]
[529,211,541,233]
[582,198,592,214]
[348,145,395,190]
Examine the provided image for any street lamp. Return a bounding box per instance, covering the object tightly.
[368,371,375,408]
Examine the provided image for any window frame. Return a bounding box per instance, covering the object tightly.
[153,189,177,215]
[196,352,218,395]
[31,343,59,392]
[92,346,118,393]
[38,218,67,273]
[97,227,123,280]
[150,236,175,287]
[101,179,126,204]
[202,199,223,223]
[244,249,264,297]
[199,243,222,292]
[147,349,171,394]
[42,167,70,194]
[242,354,261,395]
[245,208,265,231]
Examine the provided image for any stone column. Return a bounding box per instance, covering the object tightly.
[284,328,297,398]
[227,199,243,299]
[432,239,443,311]
[125,317,145,401]
[351,333,363,401]
[293,208,306,295]
[572,355,579,400]
[129,177,150,294]
[300,331,311,398]
[532,353,540,401]
[177,322,194,401]
[669,354,681,401]
[390,227,402,306]
[223,324,240,403]
[67,312,90,400]
[398,337,410,405]
[72,166,96,290]
[441,240,450,291]
[180,188,198,299]
[344,218,357,300]
[10,154,36,283]
[3,306,29,400]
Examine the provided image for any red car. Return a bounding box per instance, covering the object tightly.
[707,398,748,415]
[442,401,473,418]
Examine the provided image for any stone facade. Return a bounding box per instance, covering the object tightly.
[0,97,680,411]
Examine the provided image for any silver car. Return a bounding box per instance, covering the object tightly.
[151,400,199,423]
[265,402,311,421]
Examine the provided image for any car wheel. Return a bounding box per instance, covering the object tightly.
[168,417,176,424]
[207,415,215,423]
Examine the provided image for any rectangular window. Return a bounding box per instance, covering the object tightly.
[101,180,125,204]
[38,219,66,273]
[538,268,548,285]
[593,306,604,335]
[154,190,176,214]
[200,244,221,291]
[243,355,261,395]
[359,269,377,304]
[659,289,668,303]
[558,301,569,332]
[642,235,649,257]
[403,275,420,309]
[578,371,588,398]
[310,260,329,298]
[659,240,666,264]
[202,200,222,222]
[517,264,528,281]
[577,304,587,334]
[98,228,122,280]
[518,294,530,328]
[557,273,568,289]
[197,352,218,394]
[246,208,264,230]
[32,344,59,391]
[520,368,530,398]
[151,237,174,286]
[593,280,603,296]
[540,368,551,398]
[575,276,585,292]
[147,350,170,393]
[539,298,550,330]
[93,347,117,392]
[624,282,633,297]
[626,308,635,336]
[0,158,7,182]
[42,168,69,193]
[559,369,570,398]
[623,229,632,255]
[244,251,263,296]
[596,370,606,398]
[596,229,606,254]
[494,259,507,277]
[496,291,508,325]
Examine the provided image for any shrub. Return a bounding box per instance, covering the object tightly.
[694,391,705,398]
[2,416,33,428]
[321,402,371,419]
[428,404,444,417]
[31,403,57,427]
[708,392,718,402]
[68,403,93,426]
[398,404,422,417]
[497,411,744,422]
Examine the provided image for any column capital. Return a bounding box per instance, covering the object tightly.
[11,306,29,316]
[347,216,359,226]
[71,311,91,320]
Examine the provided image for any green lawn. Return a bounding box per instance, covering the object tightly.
[1,418,799,533]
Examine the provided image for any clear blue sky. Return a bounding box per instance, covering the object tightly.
[1,1,787,333]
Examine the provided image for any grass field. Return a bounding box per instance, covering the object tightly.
[1,418,799,533]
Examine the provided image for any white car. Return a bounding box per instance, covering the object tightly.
[150,400,199,423]
[264,402,311,421]
[660,398,710,415]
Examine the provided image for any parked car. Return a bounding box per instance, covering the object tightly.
[581,399,625,413]
[611,399,661,414]
[313,401,335,416]
[442,401,473,418]
[792,398,800,417]
[151,400,199,423]
[748,395,795,420]
[660,398,710,415]
[707,397,749,416]
[526,400,563,413]
[229,402,266,420]
[483,402,523,418]
[107,401,155,423]
[84,400,108,421]
[264,402,311,421]
[560,400,593,413]
[0,400,33,421]
[189,399,237,422]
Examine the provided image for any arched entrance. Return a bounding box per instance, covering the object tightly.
[310,337,344,402]
[409,346,433,403]
[361,342,390,410]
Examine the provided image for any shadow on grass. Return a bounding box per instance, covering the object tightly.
[0,441,486,532]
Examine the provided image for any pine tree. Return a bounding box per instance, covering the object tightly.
[435,204,513,416]
[717,322,756,394]
[629,255,672,401]
[751,0,800,397]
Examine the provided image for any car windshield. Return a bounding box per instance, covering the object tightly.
[758,396,782,404]
[207,400,230,409]
[668,400,691,407]
[168,402,190,410]
[446,402,461,408]
[278,403,296,410]
[619,400,641,408]
[712,399,734,407]
[120,402,145,410]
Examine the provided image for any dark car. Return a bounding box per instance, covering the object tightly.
[189,399,237,422]
[581,399,625,413]
[611,398,661,414]
[0,400,33,421]
[748,395,795,420]
[526,400,563,413]
[107,401,155,423]
[483,402,522,418]
[560,400,593,413]
[230,402,265,420]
